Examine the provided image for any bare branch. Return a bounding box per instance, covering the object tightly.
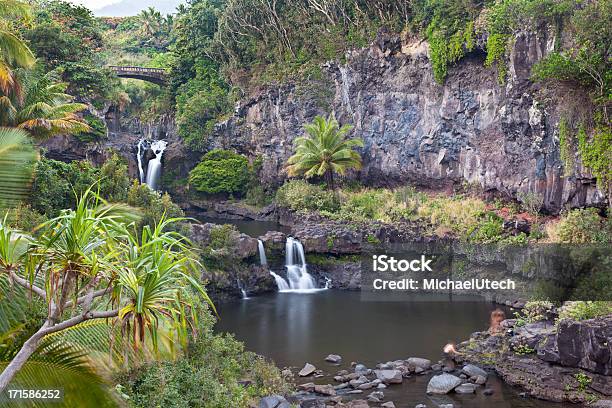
[9,271,46,300]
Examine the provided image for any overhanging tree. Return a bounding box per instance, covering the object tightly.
[0,189,214,391]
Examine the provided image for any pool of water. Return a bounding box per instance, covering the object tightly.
[216,291,573,408]
[191,215,290,238]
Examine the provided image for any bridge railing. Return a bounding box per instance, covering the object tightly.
[108,66,167,75]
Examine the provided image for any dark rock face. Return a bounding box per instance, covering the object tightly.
[460,317,612,403]
[187,223,275,300]
[540,316,612,375]
[209,31,606,213]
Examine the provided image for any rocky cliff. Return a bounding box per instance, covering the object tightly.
[41,30,607,213]
[209,30,606,213]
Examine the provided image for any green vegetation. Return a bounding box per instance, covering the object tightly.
[25,0,118,103]
[117,305,290,408]
[126,180,185,231]
[514,344,536,355]
[515,301,555,326]
[0,189,213,395]
[286,115,363,190]
[574,372,592,391]
[189,149,250,195]
[276,180,340,213]
[549,208,610,244]
[31,155,131,217]
[558,301,612,322]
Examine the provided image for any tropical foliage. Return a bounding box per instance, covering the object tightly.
[189,149,250,195]
[0,189,213,392]
[0,128,37,209]
[286,115,362,189]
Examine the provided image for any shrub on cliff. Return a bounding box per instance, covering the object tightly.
[189,150,250,196]
[550,208,610,244]
[276,180,340,213]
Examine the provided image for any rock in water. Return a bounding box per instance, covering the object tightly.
[455,383,478,394]
[298,382,315,391]
[299,363,316,377]
[325,354,342,364]
[474,375,487,385]
[427,374,463,394]
[259,395,290,408]
[462,364,488,378]
[381,402,396,408]
[374,369,403,384]
[406,357,432,370]
[314,384,336,396]
[354,363,369,374]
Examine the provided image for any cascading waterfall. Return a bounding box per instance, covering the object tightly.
[144,140,168,190]
[284,237,317,290]
[257,240,267,266]
[270,271,290,291]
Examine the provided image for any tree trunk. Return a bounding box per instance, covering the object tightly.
[0,322,48,392]
[326,169,335,190]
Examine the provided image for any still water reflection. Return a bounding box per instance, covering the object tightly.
[216,291,574,408]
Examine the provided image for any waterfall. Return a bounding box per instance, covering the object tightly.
[270,271,289,291]
[236,279,249,299]
[265,237,329,293]
[144,140,168,190]
[136,138,147,183]
[257,240,267,266]
[284,237,317,291]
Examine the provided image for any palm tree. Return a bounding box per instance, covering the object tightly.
[2,71,90,138]
[286,115,363,189]
[0,189,214,391]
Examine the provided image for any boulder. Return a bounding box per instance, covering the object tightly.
[406,357,432,370]
[347,400,369,408]
[189,223,258,259]
[354,364,369,374]
[473,375,487,385]
[461,364,487,379]
[374,369,403,384]
[426,374,462,394]
[298,382,315,392]
[381,402,396,408]
[325,354,342,364]
[299,363,316,377]
[293,223,362,254]
[314,384,336,396]
[593,401,612,408]
[259,231,287,251]
[259,395,290,408]
[555,316,612,375]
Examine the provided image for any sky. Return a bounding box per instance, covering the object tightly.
[67,0,185,16]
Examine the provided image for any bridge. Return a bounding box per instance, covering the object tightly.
[109,66,167,85]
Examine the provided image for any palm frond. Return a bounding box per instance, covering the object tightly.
[0,127,38,209]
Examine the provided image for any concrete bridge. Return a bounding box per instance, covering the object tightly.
[109,66,167,85]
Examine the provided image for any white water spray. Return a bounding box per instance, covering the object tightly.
[257,240,267,266]
[145,140,167,190]
[285,237,316,290]
[270,271,289,291]
[136,138,147,183]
